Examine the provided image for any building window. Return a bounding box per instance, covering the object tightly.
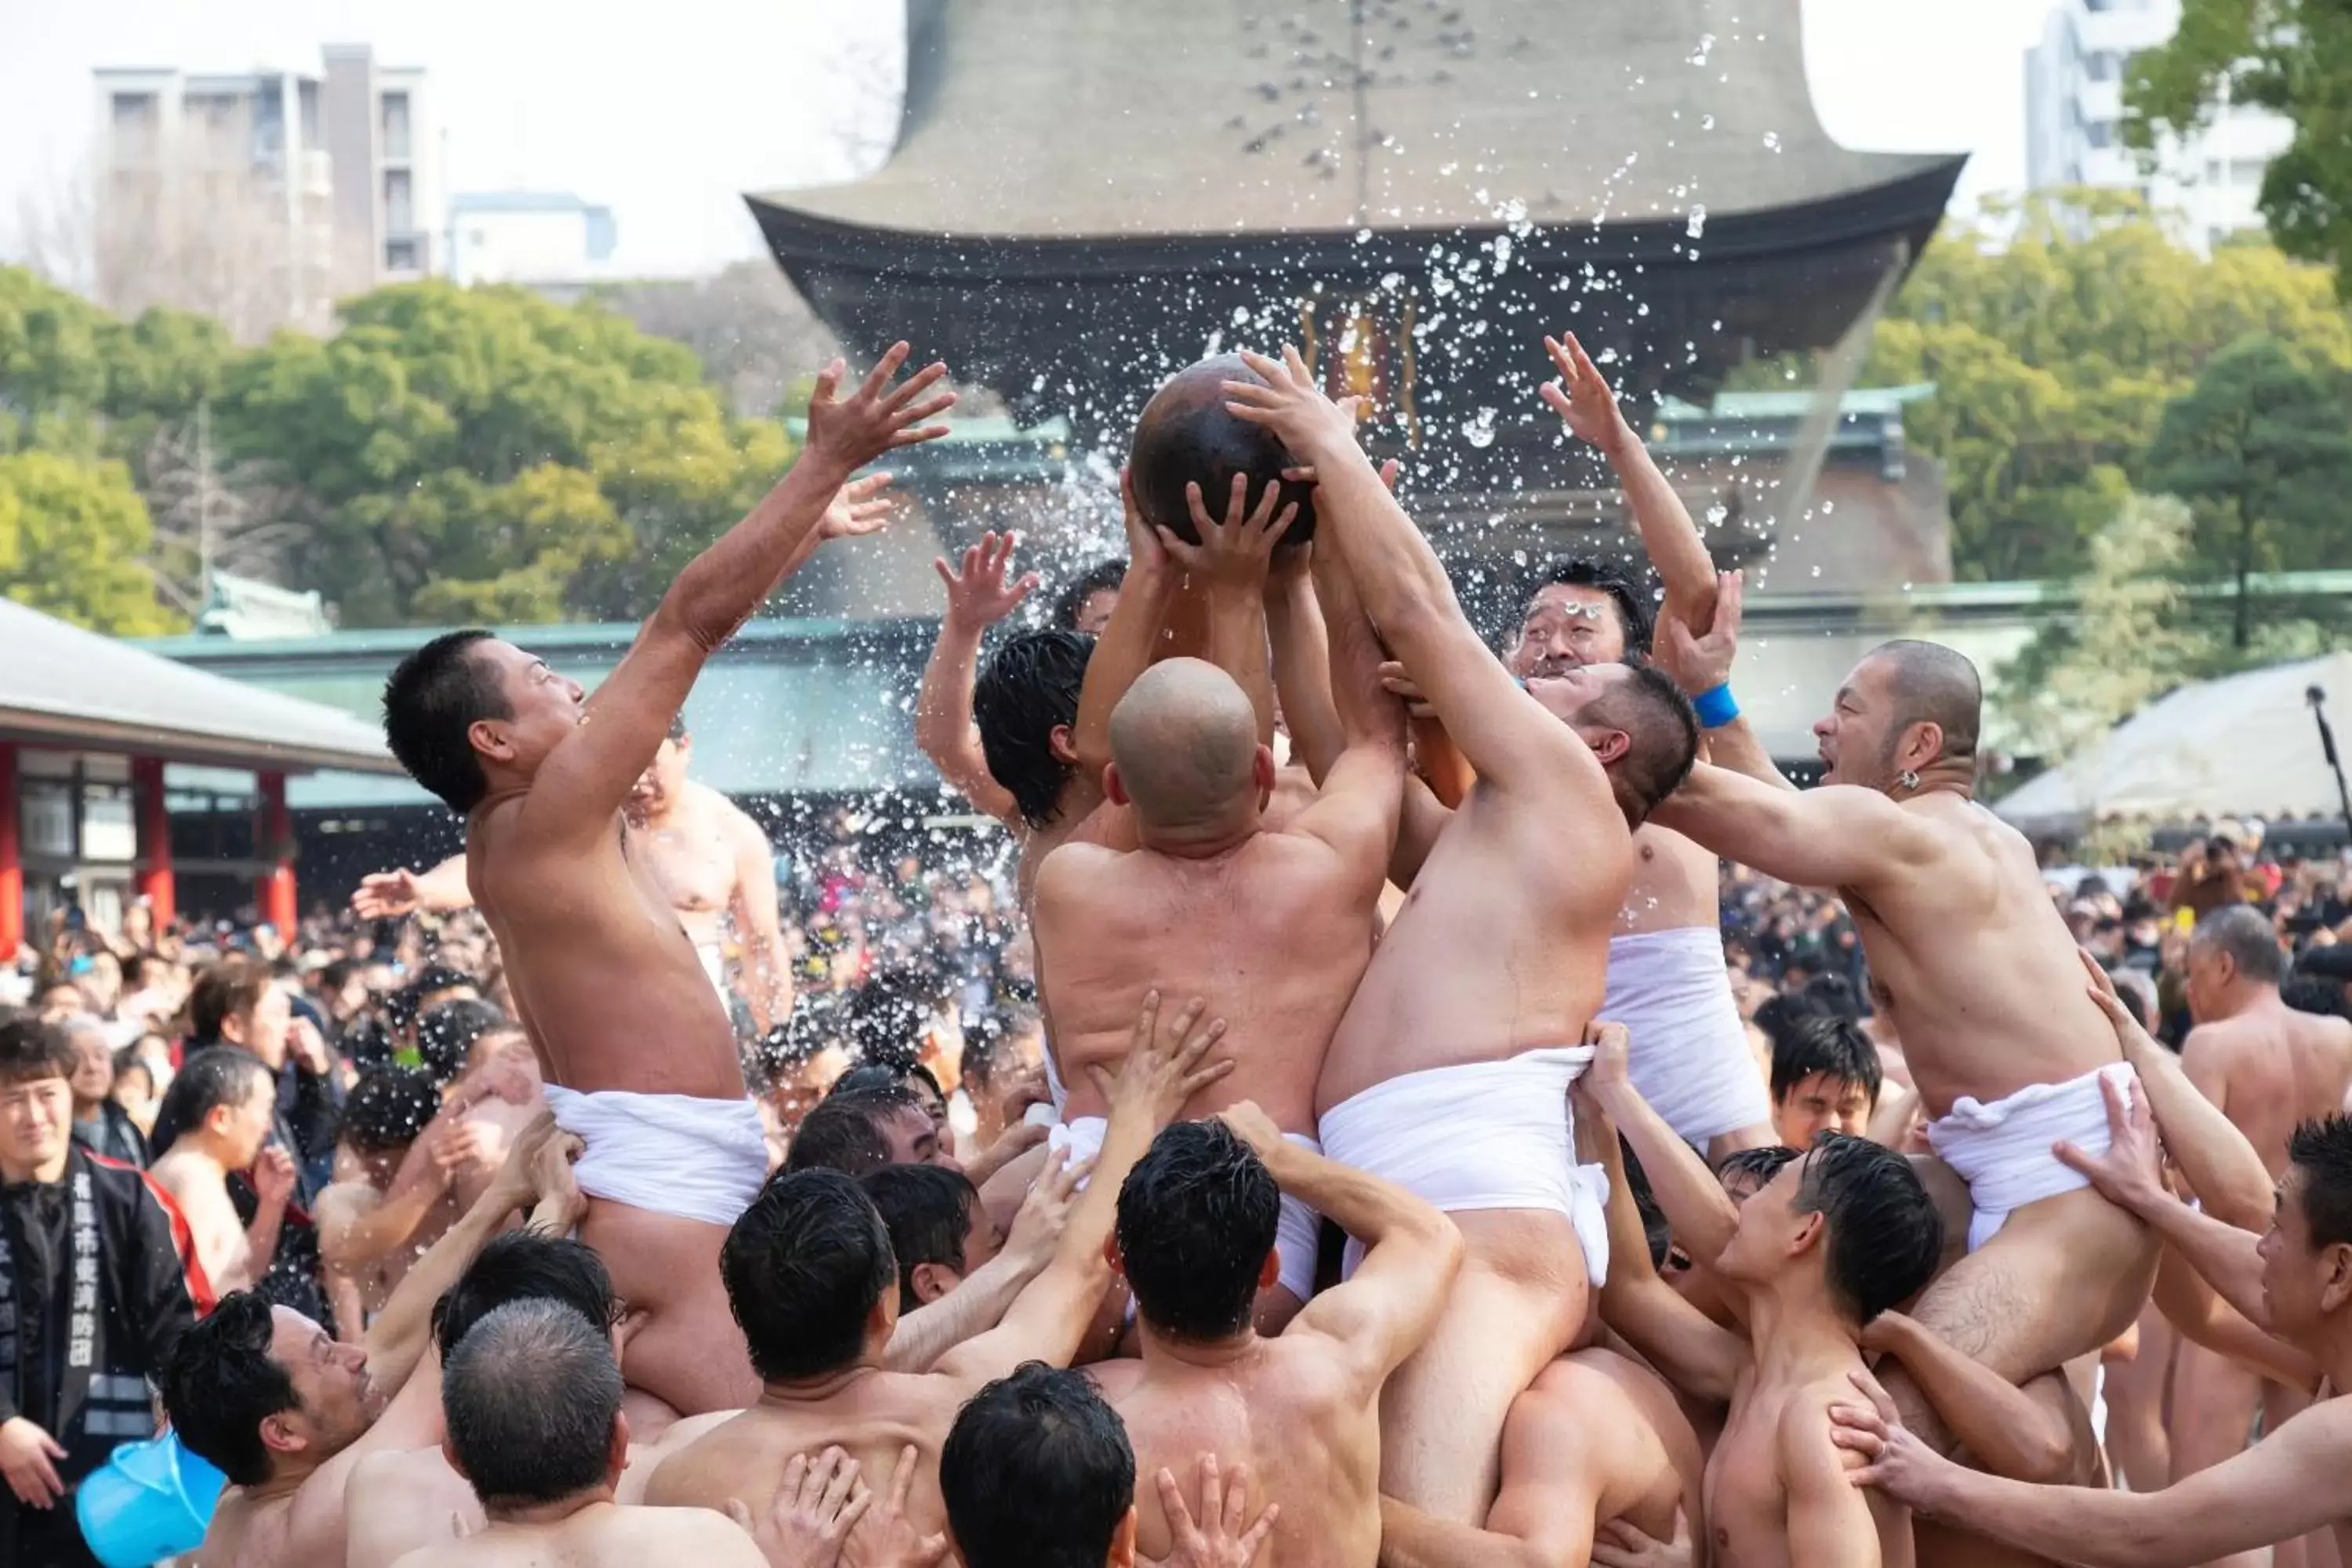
[2085,119,2114,150]
[2083,50,2115,82]
[386,238,419,271]
[384,168,413,233]
[299,79,321,148]
[381,92,411,161]
[110,93,160,162]
[2230,158,2267,185]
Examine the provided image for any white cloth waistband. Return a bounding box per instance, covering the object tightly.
[543,1084,768,1230]
[1318,1047,1610,1287]
[1050,1119,1323,1301]
[695,940,728,1000]
[1925,1062,2136,1253]
[1605,927,1774,1145]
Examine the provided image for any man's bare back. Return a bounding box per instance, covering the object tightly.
[388,1501,763,1568]
[2187,1002,2352,1180]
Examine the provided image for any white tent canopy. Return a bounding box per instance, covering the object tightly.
[1998,651,2352,832]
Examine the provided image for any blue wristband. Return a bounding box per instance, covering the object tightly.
[1692,683,1740,728]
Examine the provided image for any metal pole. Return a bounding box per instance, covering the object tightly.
[2307,685,2352,839]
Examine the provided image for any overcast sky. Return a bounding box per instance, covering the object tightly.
[0,0,2056,278]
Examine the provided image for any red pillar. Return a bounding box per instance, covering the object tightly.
[255,771,296,934]
[0,745,20,958]
[132,757,175,929]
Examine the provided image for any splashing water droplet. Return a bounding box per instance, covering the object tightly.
[1462,407,1499,448]
[1686,205,1706,238]
[1762,131,1780,151]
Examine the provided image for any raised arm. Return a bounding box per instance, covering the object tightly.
[2152,1246,2321,1388]
[1575,1086,1746,1406]
[916,532,1036,826]
[1161,476,1286,748]
[1540,332,1715,634]
[1649,765,1937,892]
[723,802,793,1034]
[1584,1023,1740,1284]
[1649,572,1794,793]
[1070,474,1179,788]
[525,349,951,840]
[1223,349,1601,798]
[1226,1101,1462,1391]
[350,854,473,920]
[1265,550,1345,783]
[880,1149,1077,1372]
[936,993,1232,1378]
[1835,1375,2352,1568]
[1287,541,1407,871]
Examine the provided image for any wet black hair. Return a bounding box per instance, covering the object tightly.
[163,1290,298,1486]
[148,1047,275,1160]
[1116,1122,1280,1340]
[722,1170,898,1381]
[788,1085,921,1176]
[0,1015,76,1086]
[1793,1133,1943,1323]
[1769,1014,1884,1109]
[432,1230,620,1356]
[942,1363,1135,1568]
[383,630,509,813]
[973,630,1094,829]
[339,1067,442,1156]
[863,1163,982,1313]
[2288,1113,2352,1250]
[1519,557,1654,655]
[1051,559,1127,630]
[442,1300,622,1510]
[1717,1144,1803,1194]
[416,996,506,1086]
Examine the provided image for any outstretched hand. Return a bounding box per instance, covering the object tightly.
[1538,331,1635,454]
[1167,474,1294,592]
[1652,569,1744,699]
[1002,1145,1090,1272]
[804,343,956,474]
[1141,1454,1279,1568]
[350,869,422,920]
[1221,347,1363,463]
[841,1445,952,1568]
[935,531,1040,631]
[821,474,898,542]
[2052,1066,2166,1215]
[1828,1367,1960,1515]
[1087,990,1234,1128]
[728,1446,870,1568]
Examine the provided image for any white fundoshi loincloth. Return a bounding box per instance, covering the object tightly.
[1049,1117,1325,1304]
[1317,1047,1610,1287]
[1925,1062,2139,1253]
[543,1084,768,1230]
[1606,927,1775,1146]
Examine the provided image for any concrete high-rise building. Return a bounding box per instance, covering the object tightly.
[91,44,436,337]
[2024,0,2290,253]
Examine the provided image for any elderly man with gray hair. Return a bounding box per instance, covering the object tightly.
[58,1016,146,1169]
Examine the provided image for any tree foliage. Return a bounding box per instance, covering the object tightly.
[1851,194,2352,583]
[2125,0,2352,296]
[0,450,174,634]
[0,268,797,632]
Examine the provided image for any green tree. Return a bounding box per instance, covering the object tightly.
[0,450,177,633]
[2125,0,2352,296]
[2143,335,2352,648]
[1997,492,2207,765]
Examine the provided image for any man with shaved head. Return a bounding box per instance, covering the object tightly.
[1031,533,1406,1330]
[1645,635,2172,1475]
[2167,903,2352,1539]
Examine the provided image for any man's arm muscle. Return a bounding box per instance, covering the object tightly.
[1783,1402,1893,1568]
[1648,766,1938,894]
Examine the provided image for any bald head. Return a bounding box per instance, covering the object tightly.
[1129,354,1316,546]
[1108,659,1262,828]
[1868,640,1981,765]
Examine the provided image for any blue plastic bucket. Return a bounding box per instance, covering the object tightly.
[74,1429,226,1568]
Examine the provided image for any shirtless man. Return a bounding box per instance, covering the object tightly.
[1833,1096,2352,1568]
[376,343,947,1414]
[1033,507,1403,1327]
[1086,1107,1461,1568]
[1411,332,1779,1160]
[354,715,793,1033]
[391,1299,771,1568]
[645,992,1227,1533]
[149,1046,297,1296]
[2169,904,2352,1568]
[162,1116,581,1568]
[1578,1062,1943,1568]
[1223,346,1700,1520]
[1646,638,2164,1454]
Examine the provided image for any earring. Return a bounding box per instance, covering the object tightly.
[1896,769,1921,792]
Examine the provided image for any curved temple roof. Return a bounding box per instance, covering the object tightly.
[759,0,1959,241]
